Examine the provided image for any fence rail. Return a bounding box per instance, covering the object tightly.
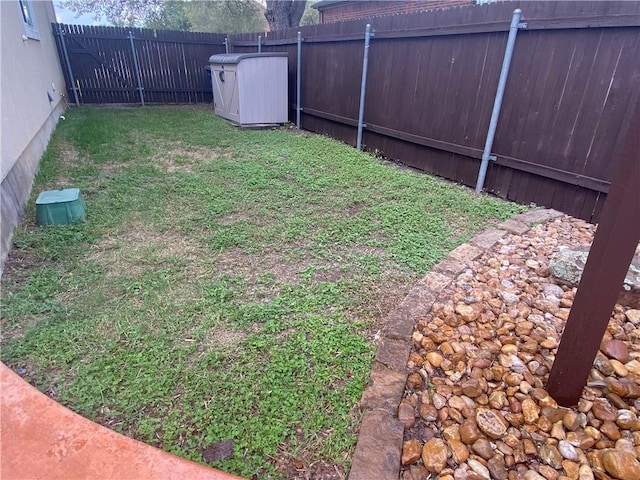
[52,1,640,222]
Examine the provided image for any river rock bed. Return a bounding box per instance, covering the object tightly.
[399,216,640,480]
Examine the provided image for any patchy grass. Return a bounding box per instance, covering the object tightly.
[0,106,526,478]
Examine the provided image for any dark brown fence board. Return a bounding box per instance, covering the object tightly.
[53,23,225,104]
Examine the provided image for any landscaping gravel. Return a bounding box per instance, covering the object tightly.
[399,215,640,480]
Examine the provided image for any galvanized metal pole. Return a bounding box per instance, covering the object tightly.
[128,31,144,105]
[475,9,524,194]
[58,25,80,106]
[224,37,229,53]
[356,24,372,151]
[258,35,262,53]
[296,31,302,129]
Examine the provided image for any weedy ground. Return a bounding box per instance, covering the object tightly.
[0,106,526,478]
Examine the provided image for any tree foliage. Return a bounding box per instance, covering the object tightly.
[300,0,319,26]
[183,1,266,33]
[60,0,307,31]
[59,0,164,27]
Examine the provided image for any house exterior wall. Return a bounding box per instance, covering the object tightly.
[1,0,67,273]
[316,0,474,23]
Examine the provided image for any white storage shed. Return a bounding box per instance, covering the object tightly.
[208,52,288,126]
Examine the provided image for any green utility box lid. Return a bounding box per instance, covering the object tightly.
[36,188,86,226]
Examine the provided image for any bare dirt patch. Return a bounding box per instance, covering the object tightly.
[87,223,210,278]
[216,247,306,286]
[153,141,232,173]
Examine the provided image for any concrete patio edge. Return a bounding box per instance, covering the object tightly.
[348,208,564,480]
[0,364,245,480]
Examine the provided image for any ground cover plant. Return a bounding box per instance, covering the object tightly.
[1,106,526,478]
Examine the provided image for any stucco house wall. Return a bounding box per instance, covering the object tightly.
[1,0,67,273]
[313,0,475,23]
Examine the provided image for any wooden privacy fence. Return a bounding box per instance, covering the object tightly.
[53,24,226,104]
[53,1,640,222]
[230,0,640,222]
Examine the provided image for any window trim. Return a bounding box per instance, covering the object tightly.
[19,0,40,40]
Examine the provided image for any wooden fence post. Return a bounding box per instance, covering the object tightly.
[546,99,640,406]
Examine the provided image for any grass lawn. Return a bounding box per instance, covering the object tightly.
[1,106,526,478]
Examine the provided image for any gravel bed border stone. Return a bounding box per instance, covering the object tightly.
[349,209,564,480]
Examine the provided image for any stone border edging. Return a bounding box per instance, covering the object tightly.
[348,209,564,480]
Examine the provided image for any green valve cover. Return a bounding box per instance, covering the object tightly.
[36,188,86,226]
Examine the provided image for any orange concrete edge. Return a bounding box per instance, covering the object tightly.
[0,363,245,479]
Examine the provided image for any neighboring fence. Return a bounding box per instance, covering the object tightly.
[230,0,640,222]
[53,1,640,222]
[53,24,226,104]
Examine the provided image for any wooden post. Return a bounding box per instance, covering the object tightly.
[547,99,640,406]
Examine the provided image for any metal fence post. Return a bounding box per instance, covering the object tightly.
[258,35,262,53]
[128,31,145,105]
[57,25,80,106]
[297,31,302,129]
[224,37,229,53]
[475,9,525,194]
[356,24,372,151]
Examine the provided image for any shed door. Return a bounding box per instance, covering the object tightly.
[212,65,239,123]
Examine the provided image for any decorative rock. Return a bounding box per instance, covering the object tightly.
[421,438,449,473]
[601,449,640,480]
[625,360,640,376]
[472,438,494,460]
[448,439,469,464]
[578,464,594,480]
[407,372,424,390]
[468,458,491,479]
[605,377,629,397]
[600,421,621,441]
[462,379,483,398]
[562,460,580,479]
[616,410,638,430]
[419,403,438,422]
[538,465,559,480]
[594,357,615,376]
[489,391,508,410]
[500,291,519,306]
[551,421,566,440]
[399,216,640,480]
[432,393,447,410]
[399,399,416,428]
[488,456,509,480]
[567,431,595,450]
[460,420,481,445]
[610,360,629,377]
[449,396,468,412]
[402,439,422,466]
[558,440,578,461]
[522,398,540,424]
[476,408,509,440]
[602,339,630,363]
[426,352,444,368]
[591,399,617,422]
[524,471,545,480]
[443,424,461,442]
[539,444,563,469]
[563,412,583,431]
[456,303,481,322]
[625,309,640,324]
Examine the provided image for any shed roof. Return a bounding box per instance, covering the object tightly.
[209,52,288,64]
